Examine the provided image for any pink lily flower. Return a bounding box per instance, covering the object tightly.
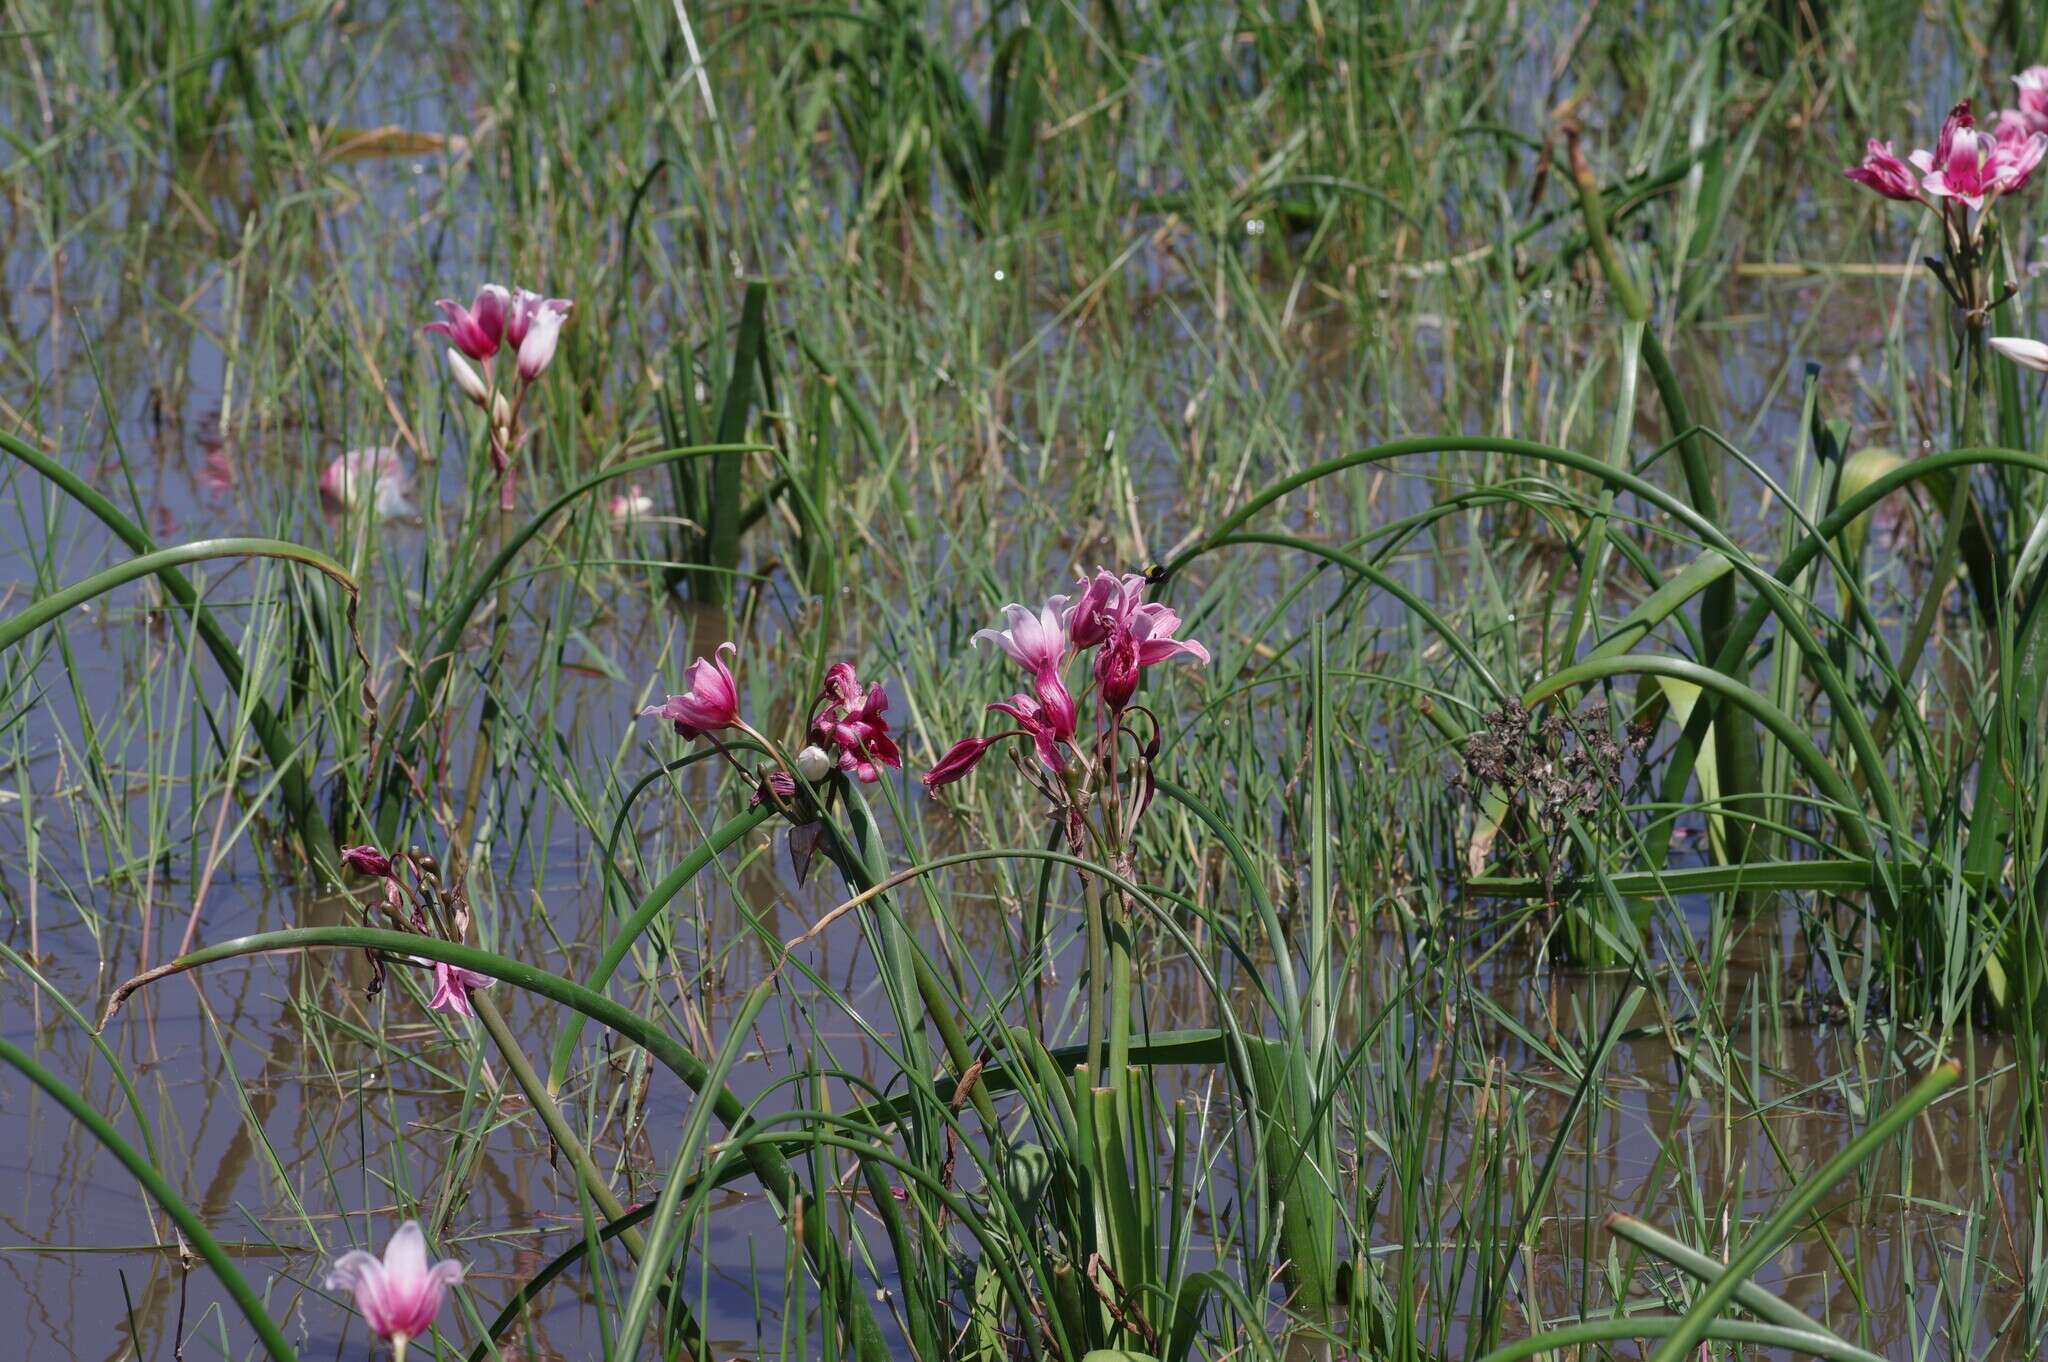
[1915,124,1999,209]
[1125,601,1209,666]
[974,598,1078,736]
[639,642,741,738]
[1993,123,2048,192]
[1844,139,1918,200]
[2012,66,2048,135]
[808,663,903,782]
[422,285,509,362]
[1065,569,1148,649]
[504,289,568,345]
[1064,567,1212,709]
[516,302,569,380]
[974,598,1069,675]
[319,447,413,518]
[325,1220,464,1359]
[1094,599,1208,713]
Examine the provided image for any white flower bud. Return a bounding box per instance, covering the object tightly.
[795,745,833,782]
[446,349,490,406]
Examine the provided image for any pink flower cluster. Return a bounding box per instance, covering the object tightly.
[425,283,571,381]
[1847,95,2047,211]
[421,282,573,511]
[808,662,903,783]
[638,645,902,786]
[924,569,1208,791]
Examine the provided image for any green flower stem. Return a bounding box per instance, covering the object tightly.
[1085,876,1107,1081]
[468,992,645,1259]
[826,792,1001,1128]
[547,805,775,1092]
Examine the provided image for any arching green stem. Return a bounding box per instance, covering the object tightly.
[0,1037,300,1362]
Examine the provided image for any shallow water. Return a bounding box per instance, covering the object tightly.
[3,4,2038,1360]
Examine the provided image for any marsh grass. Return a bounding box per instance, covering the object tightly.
[3,0,2048,1359]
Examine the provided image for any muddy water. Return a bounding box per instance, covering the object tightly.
[2,12,2036,1362]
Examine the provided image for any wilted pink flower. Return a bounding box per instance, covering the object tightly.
[809,663,902,783]
[750,768,798,807]
[1844,139,1918,200]
[325,1220,464,1354]
[923,736,996,790]
[418,959,493,1018]
[1096,630,1141,710]
[423,285,508,362]
[639,642,741,738]
[608,485,654,522]
[340,845,395,878]
[319,447,413,518]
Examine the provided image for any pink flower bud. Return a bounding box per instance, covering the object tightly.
[923,736,997,790]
